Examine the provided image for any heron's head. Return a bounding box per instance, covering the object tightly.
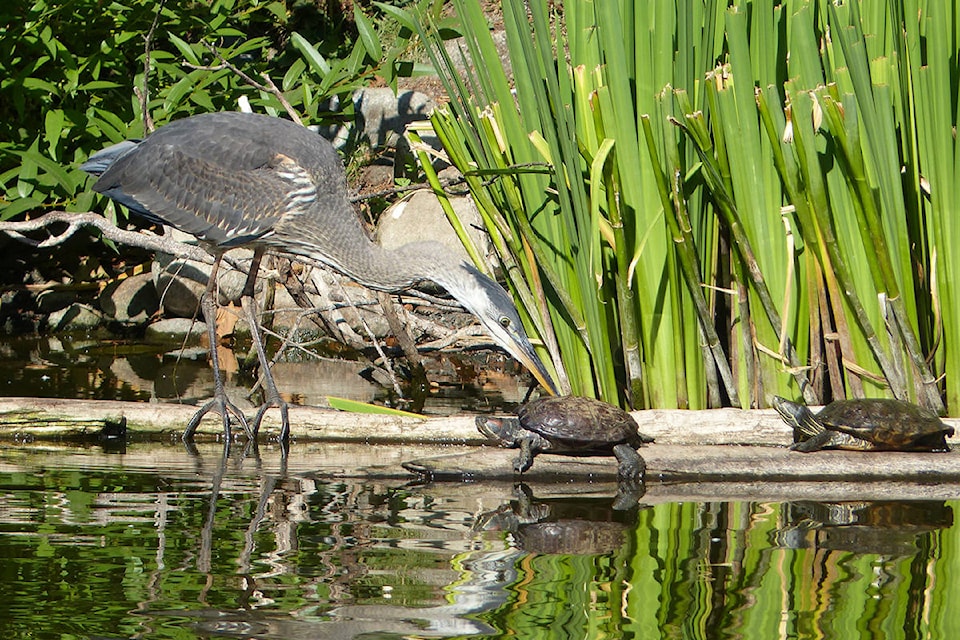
[442,262,559,395]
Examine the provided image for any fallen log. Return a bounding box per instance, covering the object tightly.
[0,396,804,445]
[2,396,959,489]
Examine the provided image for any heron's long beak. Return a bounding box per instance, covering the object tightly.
[508,337,559,396]
[451,264,560,395]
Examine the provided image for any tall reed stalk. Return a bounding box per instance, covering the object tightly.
[402,0,957,413]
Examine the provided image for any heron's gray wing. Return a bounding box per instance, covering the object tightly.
[80,140,141,176]
[92,143,316,247]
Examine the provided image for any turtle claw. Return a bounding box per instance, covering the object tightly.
[613,443,645,482]
[514,438,536,474]
[789,431,832,453]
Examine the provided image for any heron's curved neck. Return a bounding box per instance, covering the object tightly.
[276,227,467,293]
[270,196,483,295]
[339,240,468,292]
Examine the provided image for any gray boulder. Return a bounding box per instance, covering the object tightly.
[99,272,159,324]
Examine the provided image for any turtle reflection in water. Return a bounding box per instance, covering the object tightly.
[772,396,954,453]
[475,484,634,555]
[476,395,654,480]
[777,500,954,556]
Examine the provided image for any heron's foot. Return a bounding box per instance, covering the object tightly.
[250,395,291,443]
[182,395,254,443]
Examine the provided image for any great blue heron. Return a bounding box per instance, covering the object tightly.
[82,111,558,442]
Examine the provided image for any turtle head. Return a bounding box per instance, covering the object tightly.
[772,395,820,440]
[476,415,523,447]
[772,396,807,426]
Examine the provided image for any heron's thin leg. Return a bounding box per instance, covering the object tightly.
[182,254,253,442]
[242,248,291,442]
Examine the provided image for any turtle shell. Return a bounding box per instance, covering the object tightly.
[815,399,953,449]
[517,396,648,450]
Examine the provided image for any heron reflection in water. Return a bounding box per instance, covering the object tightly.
[82,112,558,443]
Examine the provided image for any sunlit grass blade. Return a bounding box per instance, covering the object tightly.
[326,396,423,417]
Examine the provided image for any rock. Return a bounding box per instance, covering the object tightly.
[376,190,493,267]
[152,238,254,318]
[357,163,396,194]
[47,303,102,331]
[446,30,512,82]
[99,272,159,324]
[35,290,76,314]
[144,317,206,341]
[353,88,435,149]
[152,254,207,318]
[0,289,39,334]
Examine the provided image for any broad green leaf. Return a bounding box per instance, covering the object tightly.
[354,5,382,61]
[21,77,59,95]
[291,32,330,77]
[282,58,306,91]
[264,1,287,22]
[161,78,192,112]
[1,196,43,219]
[76,80,121,91]
[167,33,200,66]
[373,1,417,32]
[16,146,76,193]
[43,109,65,158]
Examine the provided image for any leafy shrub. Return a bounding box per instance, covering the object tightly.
[0,0,427,221]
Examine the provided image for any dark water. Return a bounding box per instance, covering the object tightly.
[0,334,531,415]
[1,443,958,640]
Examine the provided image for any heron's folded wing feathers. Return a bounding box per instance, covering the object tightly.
[94,144,317,247]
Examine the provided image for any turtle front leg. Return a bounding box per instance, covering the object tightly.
[789,430,833,452]
[612,444,646,481]
[611,444,646,510]
[514,437,536,474]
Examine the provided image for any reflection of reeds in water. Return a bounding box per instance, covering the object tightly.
[2,447,959,638]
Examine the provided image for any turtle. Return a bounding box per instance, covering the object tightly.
[476,395,654,480]
[771,396,954,453]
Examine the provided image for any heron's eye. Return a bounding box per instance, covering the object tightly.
[498,316,512,328]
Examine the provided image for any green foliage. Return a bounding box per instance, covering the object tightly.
[416,0,960,412]
[0,0,426,222]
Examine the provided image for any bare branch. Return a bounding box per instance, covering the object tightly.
[182,62,229,72]
[258,72,301,123]
[0,211,211,263]
[199,41,303,125]
[140,0,167,133]
[350,176,469,203]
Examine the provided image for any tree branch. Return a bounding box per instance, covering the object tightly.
[139,0,168,133]
[0,211,211,263]
[191,41,303,125]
